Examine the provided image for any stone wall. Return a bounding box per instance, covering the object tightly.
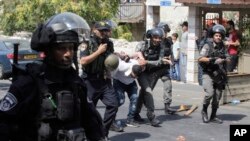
[220,73,250,104]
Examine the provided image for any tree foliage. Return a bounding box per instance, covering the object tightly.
[0,0,120,35]
[112,24,133,41]
[239,15,250,53]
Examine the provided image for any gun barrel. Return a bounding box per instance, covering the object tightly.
[12,43,19,82]
[13,43,19,65]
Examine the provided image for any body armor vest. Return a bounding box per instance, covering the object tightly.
[200,41,226,72]
[83,36,113,75]
[26,63,85,141]
[41,87,77,121]
[199,41,227,88]
[143,42,161,61]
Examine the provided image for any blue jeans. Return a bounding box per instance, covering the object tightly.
[170,60,180,81]
[113,79,138,119]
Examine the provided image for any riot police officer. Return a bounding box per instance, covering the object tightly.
[198,24,231,124]
[157,22,177,115]
[80,21,121,136]
[134,28,171,127]
[0,12,106,141]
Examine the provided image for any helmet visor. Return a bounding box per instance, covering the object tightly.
[45,12,90,43]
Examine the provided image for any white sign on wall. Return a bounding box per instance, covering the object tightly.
[207,0,221,4]
[160,0,172,6]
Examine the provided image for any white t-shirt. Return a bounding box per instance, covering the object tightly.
[180,31,188,55]
[111,59,139,85]
[172,41,180,60]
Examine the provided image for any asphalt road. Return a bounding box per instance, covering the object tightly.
[1,79,250,141]
[100,81,250,141]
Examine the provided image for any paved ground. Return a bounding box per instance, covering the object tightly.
[99,81,250,141]
[1,79,250,141]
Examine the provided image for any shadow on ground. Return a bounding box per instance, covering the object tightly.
[109,132,150,141]
[218,114,247,121]
[157,113,191,123]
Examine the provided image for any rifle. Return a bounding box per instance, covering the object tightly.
[221,58,232,96]
[12,43,19,82]
[201,42,232,95]
[208,47,229,89]
[211,49,233,96]
[210,50,226,60]
[220,57,238,103]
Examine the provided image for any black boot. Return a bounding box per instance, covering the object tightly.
[164,103,177,115]
[147,112,160,127]
[109,121,124,132]
[134,113,145,123]
[201,105,209,123]
[210,108,223,124]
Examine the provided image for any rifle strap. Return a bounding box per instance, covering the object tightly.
[26,63,51,99]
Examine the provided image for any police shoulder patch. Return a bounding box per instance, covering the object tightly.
[0,92,18,112]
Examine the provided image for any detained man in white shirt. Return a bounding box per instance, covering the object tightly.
[110,54,144,128]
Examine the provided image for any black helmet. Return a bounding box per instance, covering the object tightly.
[150,28,164,38]
[212,24,226,38]
[157,22,171,33]
[145,29,152,38]
[31,12,90,51]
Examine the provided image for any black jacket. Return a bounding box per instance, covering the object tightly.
[0,62,105,141]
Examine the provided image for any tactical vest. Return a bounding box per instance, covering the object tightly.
[199,41,226,72]
[199,41,227,87]
[25,63,86,141]
[142,42,161,61]
[83,36,114,75]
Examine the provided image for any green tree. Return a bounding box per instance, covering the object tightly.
[240,15,250,53]
[0,0,120,35]
[112,24,133,41]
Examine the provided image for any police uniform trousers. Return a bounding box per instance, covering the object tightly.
[202,73,223,109]
[161,71,172,105]
[84,76,119,136]
[135,72,156,114]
